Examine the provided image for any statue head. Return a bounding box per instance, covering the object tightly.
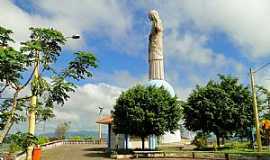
[149,10,160,22]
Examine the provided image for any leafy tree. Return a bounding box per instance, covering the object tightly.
[183,75,254,147]
[257,86,270,120]
[0,26,97,147]
[112,85,182,150]
[10,132,38,158]
[55,121,71,139]
[218,75,255,140]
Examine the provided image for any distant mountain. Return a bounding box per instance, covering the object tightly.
[38,130,108,139]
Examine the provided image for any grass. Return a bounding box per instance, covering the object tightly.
[158,141,270,159]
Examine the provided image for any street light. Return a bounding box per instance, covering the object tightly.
[65,34,80,39]
[97,106,104,143]
[249,63,270,152]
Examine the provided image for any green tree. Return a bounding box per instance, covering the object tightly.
[55,121,71,139]
[183,75,254,147]
[112,85,182,150]
[0,26,97,147]
[10,132,38,159]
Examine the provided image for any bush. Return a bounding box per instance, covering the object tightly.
[8,143,21,153]
[192,132,208,150]
[10,132,38,152]
[38,136,49,145]
[48,137,60,141]
[83,136,94,141]
[231,141,249,150]
[70,136,81,141]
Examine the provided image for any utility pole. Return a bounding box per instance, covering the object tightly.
[250,68,262,152]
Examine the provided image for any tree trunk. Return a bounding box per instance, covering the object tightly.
[0,121,14,143]
[125,134,128,150]
[216,134,220,148]
[26,58,39,160]
[141,137,145,150]
[25,149,28,160]
[221,135,225,145]
[0,91,19,143]
[240,136,243,142]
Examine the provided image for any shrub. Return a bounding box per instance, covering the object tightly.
[10,132,38,154]
[70,136,81,141]
[37,136,49,145]
[84,136,94,141]
[231,141,249,150]
[48,137,60,141]
[8,143,21,153]
[192,132,208,150]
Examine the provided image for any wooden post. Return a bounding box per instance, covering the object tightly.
[250,68,262,152]
[225,153,230,160]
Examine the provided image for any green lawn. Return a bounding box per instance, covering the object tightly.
[158,142,270,159]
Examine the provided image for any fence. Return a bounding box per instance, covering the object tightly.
[1,140,101,160]
[156,151,270,160]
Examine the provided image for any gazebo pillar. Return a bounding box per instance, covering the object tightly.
[108,124,111,150]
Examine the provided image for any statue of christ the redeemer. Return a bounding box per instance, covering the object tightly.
[148,10,164,80]
[147,10,181,148]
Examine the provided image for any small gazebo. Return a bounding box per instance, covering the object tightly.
[96,115,113,149]
[96,115,152,150]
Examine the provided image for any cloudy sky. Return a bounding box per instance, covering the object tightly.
[2,0,270,134]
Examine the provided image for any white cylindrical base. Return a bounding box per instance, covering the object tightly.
[161,130,181,144]
[148,134,157,150]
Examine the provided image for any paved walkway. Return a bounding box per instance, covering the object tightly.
[41,144,219,160]
[41,144,111,160]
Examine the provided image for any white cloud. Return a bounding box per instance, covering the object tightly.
[0,0,135,51]
[93,70,147,88]
[165,32,218,65]
[39,83,123,132]
[176,0,270,58]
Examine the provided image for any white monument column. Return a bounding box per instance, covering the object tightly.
[147,10,181,148]
[148,10,165,150]
[148,10,164,80]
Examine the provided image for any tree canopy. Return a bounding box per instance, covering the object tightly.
[112,85,182,149]
[0,26,97,143]
[55,121,71,139]
[183,75,254,146]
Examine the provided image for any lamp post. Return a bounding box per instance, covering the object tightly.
[65,34,80,39]
[98,106,103,143]
[249,62,270,152]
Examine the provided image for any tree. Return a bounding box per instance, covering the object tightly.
[112,85,182,150]
[10,132,38,159]
[0,26,97,148]
[55,121,71,139]
[183,75,254,147]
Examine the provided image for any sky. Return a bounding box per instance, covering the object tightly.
[2,0,270,134]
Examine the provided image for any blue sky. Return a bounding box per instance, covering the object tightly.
[2,0,270,133]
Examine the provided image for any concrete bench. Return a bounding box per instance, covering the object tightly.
[133,150,165,158]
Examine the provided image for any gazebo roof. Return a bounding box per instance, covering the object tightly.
[96,115,113,124]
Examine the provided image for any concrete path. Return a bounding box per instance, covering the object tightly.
[41,144,111,160]
[41,144,219,160]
